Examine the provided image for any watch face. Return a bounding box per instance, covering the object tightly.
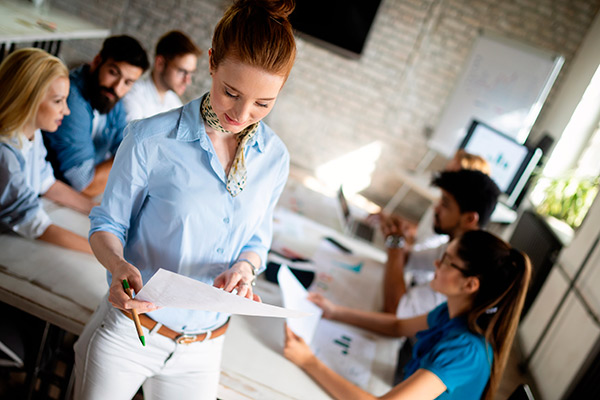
[385,235,405,248]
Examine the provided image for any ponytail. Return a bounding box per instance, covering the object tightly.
[456,231,531,400]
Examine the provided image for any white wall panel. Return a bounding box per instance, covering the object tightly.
[519,268,569,356]
[529,293,600,400]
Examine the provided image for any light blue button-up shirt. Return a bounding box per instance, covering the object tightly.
[89,95,289,332]
[0,130,56,239]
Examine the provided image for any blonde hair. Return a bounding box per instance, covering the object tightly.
[454,149,492,175]
[0,48,69,141]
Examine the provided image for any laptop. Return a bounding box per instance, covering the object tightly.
[337,186,376,242]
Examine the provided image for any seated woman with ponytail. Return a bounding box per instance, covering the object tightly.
[284,230,531,400]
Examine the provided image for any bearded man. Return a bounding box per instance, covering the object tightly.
[43,35,148,196]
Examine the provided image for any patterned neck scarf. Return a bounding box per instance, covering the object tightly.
[201,93,259,197]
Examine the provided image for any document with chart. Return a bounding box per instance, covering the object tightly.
[311,319,377,388]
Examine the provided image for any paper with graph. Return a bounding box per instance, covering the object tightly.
[311,319,377,388]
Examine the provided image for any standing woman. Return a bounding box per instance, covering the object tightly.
[74,0,296,399]
[284,230,531,400]
[0,48,96,254]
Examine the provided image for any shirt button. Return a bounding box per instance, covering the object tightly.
[217,248,224,254]
[223,217,230,224]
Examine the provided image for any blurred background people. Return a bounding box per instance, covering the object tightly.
[123,30,202,122]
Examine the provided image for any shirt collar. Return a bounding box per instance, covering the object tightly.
[175,93,265,153]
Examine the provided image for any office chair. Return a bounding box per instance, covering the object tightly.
[507,383,535,400]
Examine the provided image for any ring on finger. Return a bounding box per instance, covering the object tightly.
[239,282,250,287]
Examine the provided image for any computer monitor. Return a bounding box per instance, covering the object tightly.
[459,120,542,207]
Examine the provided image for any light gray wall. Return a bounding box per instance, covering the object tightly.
[50,0,600,217]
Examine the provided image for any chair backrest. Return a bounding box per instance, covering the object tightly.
[507,383,535,400]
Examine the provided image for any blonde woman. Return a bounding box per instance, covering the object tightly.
[0,48,96,253]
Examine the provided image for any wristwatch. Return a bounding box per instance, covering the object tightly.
[237,258,258,286]
[385,235,406,249]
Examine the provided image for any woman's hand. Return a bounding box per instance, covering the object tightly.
[214,261,260,301]
[108,260,157,313]
[283,324,316,369]
[307,292,338,319]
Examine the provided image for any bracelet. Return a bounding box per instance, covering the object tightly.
[385,235,406,249]
[236,258,258,286]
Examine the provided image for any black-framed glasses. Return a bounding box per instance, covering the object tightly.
[168,62,195,80]
[439,252,470,275]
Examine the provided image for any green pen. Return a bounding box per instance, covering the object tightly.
[122,279,146,346]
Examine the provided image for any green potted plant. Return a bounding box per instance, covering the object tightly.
[533,174,599,229]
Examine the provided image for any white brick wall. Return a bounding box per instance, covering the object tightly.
[49,0,599,215]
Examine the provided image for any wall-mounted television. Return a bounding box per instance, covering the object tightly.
[459,120,542,207]
[290,0,383,58]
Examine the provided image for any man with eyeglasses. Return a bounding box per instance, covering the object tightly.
[123,31,202,123]
[382,169,500,319]
[43,35,148,197]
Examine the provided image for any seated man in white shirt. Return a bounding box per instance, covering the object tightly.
[123,31,202,122]
[379,149,491,252]
[383,169,500,318]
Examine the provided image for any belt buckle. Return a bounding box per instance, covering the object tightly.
[175,334,198,345]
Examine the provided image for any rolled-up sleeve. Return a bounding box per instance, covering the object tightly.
[0,147,51,239]
[89,123,148,246]
[63,159,95,192]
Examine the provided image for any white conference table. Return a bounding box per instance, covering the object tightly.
[0,197,398,399]
[0,0,109,62]
[0,0,110,44]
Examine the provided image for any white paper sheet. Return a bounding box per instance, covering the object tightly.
[311,319,377,389]
[277,265,322,344]
[136,269,309,318]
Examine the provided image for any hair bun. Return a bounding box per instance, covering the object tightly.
[236,0,295,20]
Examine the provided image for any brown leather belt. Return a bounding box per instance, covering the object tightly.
[121,310,229,344]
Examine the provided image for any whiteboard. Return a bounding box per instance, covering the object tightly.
[428,33,563,158]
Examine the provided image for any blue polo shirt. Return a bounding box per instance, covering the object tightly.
[404,303,493,399]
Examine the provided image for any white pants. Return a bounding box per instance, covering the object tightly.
[74,296,224,400]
